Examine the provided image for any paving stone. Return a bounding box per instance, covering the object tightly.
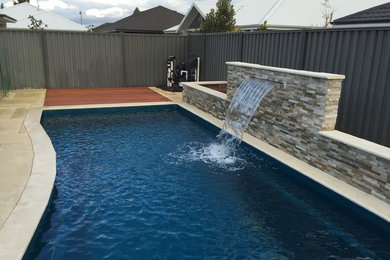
[0,90,44,229]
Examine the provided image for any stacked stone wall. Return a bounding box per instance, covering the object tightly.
[183,63,390,203]
[183,84,227,120]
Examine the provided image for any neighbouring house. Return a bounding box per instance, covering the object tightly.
[332,2,390,28]
[0,3,87,31]
[0,14,16,29]
[169,0,390,34]
[94,6,184,34]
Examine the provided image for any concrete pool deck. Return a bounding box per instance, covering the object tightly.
[0,90,46,228]
[0,87,389,259]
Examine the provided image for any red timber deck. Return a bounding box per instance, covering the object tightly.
[44,87,170,106]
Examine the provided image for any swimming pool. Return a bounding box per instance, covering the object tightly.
[25,105,389,259]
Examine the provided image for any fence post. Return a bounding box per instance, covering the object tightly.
[122,33,127,87]
[299,29,308,70]
[187,34,191,60]
[201,34,206,81]
[41,31,50,89]
[240,32,244,62]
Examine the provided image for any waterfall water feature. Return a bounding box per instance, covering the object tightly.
[172,77,275,171]
[221,78,275,141]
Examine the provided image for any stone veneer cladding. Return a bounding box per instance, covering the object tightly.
[183,63,390,203]
[183,84,228,120]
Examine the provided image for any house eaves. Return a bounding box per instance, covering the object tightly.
[332,22,390,28]
[111,28,164,34]
[175,3,197,34]
[0,14,17,24]
[175,2,217,33]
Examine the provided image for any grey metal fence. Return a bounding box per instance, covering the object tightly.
[0,30,188,89]
[189,31,306,80]
[0,48,11,97]
[0,28,389,147]
[0,30,45,89]
[303,29,390,146]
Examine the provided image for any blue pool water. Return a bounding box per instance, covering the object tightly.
[26,106,389,259]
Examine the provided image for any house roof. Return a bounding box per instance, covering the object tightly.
[0,3,87,31]
[94,23,113,32]
[173,0,390,33]
[94,6,184,33]
[332,2,390,25]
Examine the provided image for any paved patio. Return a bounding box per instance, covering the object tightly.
[0,90,46,229]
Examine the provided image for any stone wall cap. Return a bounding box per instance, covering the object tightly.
[320,130,390,161]
[180,81,227,87]
[182,82,228,100]
[226,62,346,80]
[199,81,227,85]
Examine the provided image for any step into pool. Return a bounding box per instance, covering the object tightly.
[25,105,389,259]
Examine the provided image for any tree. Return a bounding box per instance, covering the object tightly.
[199,9,217,33]
[13,0,29,5]
[321,0,334,28]
[215,0,235,31]
[133,7,140,15]
[200,0,235,33]
[257,20,268,30]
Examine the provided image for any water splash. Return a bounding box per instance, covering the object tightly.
[170,141,247,172]
[174,78,275,171]
[223,78,275,140]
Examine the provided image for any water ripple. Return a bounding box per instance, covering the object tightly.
[25,108,390,259]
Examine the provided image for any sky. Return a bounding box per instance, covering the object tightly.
[3,0,193,27]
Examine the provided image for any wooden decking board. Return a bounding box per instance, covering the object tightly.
[44,87,170,106]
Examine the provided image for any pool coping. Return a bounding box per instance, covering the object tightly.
[2,97,389,259]
[0,108,56,260]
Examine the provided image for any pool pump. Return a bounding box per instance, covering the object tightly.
[166,56,200,90]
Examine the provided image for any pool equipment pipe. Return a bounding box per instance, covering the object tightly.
[166,56,176,87]
[166,56,200,88]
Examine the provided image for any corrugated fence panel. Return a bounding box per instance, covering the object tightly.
[1,29,389,146]
[242,31,304,69]
[0,30,188,89]
[0,30,45,89]
[124,34,188,87]
[368,31,390,146]
[188,35,206,80]
[203,33,242,81]
[303,28,390,147]
[45,32,124,88]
